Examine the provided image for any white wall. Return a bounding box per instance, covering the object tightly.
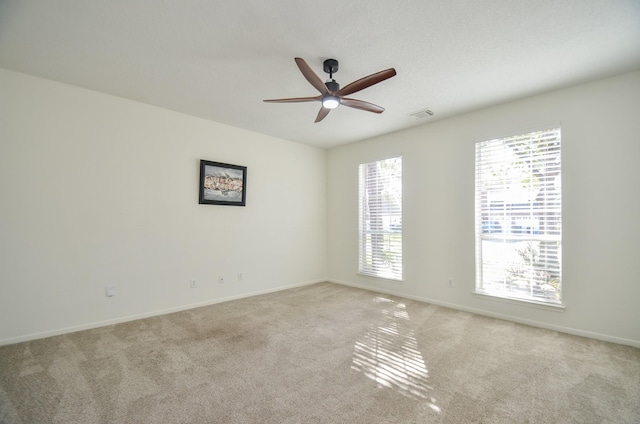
[3,68,638,348]
[0,68,327,344]
[327,71,640,347]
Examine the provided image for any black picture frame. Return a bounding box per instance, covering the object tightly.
[199,160,247,206]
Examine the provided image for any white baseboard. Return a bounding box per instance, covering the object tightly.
[6,277,637,349]
[0,278,323,346]
[328,278,640,349]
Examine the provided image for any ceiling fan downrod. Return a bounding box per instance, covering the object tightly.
[323,59,340,92]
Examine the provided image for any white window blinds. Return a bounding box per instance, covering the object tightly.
[475,128,562,304]
[359,156,402,280]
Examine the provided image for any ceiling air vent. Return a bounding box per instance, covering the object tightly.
[408,108,434,119]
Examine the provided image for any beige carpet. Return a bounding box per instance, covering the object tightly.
[1,282,639,423]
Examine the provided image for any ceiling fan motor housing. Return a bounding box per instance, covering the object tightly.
[325,80,340,92]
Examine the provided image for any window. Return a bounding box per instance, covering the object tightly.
[359,156,402,280]
[475,128,562,305]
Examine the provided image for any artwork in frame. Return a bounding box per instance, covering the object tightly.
[199,160,247,206]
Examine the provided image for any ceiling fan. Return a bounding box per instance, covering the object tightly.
[263,57,396,123]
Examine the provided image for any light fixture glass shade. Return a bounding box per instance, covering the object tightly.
[322,96,340,109]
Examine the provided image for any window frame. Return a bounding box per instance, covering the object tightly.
[474,127,562,306]
[358,156,403,281]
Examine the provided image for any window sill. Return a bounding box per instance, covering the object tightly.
[473,291,565,312]
[357,272,403,284]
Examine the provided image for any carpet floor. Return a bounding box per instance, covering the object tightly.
[1,282,639,423]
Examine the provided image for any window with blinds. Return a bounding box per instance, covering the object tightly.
[359,156,402,280]
[475,128,562,304]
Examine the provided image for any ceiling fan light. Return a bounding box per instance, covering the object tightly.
[322,96,340,109]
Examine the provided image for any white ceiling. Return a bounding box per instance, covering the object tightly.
[1,0,639,149]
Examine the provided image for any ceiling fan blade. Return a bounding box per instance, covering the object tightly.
[315,107,331,123]
[295,57,329,95]
[263,96,321,103]
[340,98,385,114]
[336,68,396,97]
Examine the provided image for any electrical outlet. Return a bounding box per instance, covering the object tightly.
[106,285,116,297]
[218,275,224,284]
[237,272,243,281]
[190,280,196,288]
[447,278,454,288]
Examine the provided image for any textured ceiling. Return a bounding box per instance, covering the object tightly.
[1,0,639,149]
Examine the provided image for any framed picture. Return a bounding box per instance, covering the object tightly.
[199,160,247,206]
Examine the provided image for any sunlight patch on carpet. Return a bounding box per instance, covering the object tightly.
[351,296,439,412]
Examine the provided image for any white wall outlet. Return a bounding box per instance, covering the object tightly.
[447,278,454,288]
[106,285,116,297]
[237,272,243,281]
[190,279,196,288]
[218,275,224,284]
